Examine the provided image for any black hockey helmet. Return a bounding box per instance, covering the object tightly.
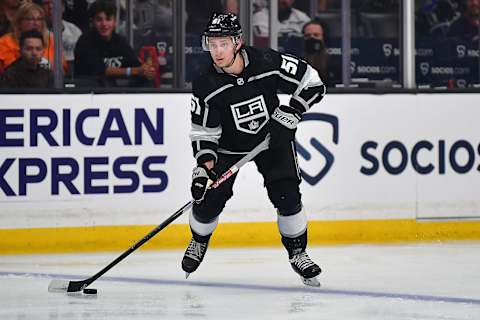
[202,13,243,51]
[204,12,242,37]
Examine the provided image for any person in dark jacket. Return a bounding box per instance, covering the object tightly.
[74,0,155,87]
[0,29,52,87]
[448,0,480,42]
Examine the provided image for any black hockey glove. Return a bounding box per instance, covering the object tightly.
[191,164,218,203]
[269,105,302,149]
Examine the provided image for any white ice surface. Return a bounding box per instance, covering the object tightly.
[1,243,479,320]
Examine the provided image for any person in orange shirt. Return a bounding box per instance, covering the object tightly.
[0,1,66,74]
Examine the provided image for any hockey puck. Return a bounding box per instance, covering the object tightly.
[83,288,97,294]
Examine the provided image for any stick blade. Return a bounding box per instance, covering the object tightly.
[48,279,70,293]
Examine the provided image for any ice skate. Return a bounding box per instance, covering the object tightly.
[182,237,209,278]
[289,252,321,287]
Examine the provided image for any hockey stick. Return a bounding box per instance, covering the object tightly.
[48,136,270,293]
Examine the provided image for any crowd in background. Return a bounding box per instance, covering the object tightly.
[0,0,479,88]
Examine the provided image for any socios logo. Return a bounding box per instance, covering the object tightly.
[420,62,430,76]
[296,113,339,186]
[360,140,480,175]
[456,79,467,88]
[383,43,393,57]
[456,45,466,58]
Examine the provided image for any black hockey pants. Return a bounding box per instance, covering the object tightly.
[192,141,302,222]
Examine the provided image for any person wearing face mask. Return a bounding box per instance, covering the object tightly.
[302,20,334,87]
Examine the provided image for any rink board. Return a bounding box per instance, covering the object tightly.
[0,93,479,253]
[2,220,480,254]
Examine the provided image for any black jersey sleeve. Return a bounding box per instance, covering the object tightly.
[273,50,327,113]
[189,81,222,165]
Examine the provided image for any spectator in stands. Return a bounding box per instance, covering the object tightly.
[74,0,156,87]
[0,29,53,87]
[0,0,20,37]
[134,0,172,38]
[448,0,480,42]
[252,0,311,37]
[318,0,328,11]
[0,2,66,74]
[302,19,339,87]
[223,0,239,14]
[416,0,461,39]
[63,0,89,33]
[41,0,82,75]
[253,0,267,13]
[302,20,328,83]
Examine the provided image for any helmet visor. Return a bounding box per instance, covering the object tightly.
[202,36,238,52]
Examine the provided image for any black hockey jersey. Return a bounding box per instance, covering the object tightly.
[190,46,326,164]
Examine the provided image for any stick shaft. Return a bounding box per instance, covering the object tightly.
[68,136,270,291]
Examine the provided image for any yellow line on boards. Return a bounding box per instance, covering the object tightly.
[1,219,480,254]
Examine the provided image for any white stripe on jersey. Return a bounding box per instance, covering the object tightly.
[204,84,235,104]
[307,92,321,105]
[247,70,300,86]
[247,70,278,82]
[189,123,222,143]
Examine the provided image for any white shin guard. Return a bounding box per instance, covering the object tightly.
[189,211,219,237]
[277,207,308,238]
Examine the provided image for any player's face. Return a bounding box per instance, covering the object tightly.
[21,38,44,66]
[93,12,116,40]
[207,37,236,67]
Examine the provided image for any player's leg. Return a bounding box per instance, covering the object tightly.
[256,143,321,286]
[268,179,321,285]
[182,153,241,276]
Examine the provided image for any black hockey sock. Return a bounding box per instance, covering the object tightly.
[191,229,212,243]
[281,230,307,259]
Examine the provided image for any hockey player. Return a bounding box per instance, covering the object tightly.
[182,12,326,287]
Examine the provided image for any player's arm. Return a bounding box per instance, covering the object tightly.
[189,93,222,165]
[269,51,326,147]
[189,91,221,202]
[275,51,327,113]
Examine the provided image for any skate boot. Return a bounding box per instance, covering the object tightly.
[289,251,321,286]
[282,230,321,287]
[181,233,210,278]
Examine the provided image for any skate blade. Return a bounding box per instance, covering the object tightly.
[301,276,320,287]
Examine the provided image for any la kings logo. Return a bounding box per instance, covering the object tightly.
[230,95,269,134]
